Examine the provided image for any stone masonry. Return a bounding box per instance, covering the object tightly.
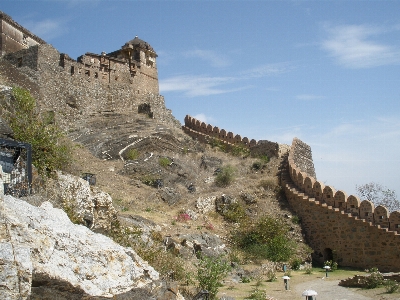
[283,138,400,272]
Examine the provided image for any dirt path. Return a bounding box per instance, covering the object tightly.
[294,278,372,300]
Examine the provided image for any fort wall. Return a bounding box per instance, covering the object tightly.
[183,115,289,158]
[283,137,400,271]
[2,44,178,130]
[0,11,46,56]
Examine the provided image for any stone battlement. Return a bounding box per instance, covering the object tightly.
[183,115,288,158]
[283,137,400,271]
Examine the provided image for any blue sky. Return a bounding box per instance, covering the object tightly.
[2,0,400,198]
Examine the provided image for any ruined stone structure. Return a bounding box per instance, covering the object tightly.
[0,11,46,56]
[0,12,178,131]
[282,138,400,271]
[183,115,289,158]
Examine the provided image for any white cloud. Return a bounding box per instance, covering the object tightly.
[240,62,294,78]
[24,18,68,41]
[160,62,294,97]
[159,75,249,97]
[184,49,231,68]
[321,24,400,68]
[192,113,215,124]
[296,94,324,101]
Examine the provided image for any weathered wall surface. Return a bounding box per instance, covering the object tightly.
[283,138,400,271]
[2,44,179,130]
[183,115,288,158]
[0,11,45,56]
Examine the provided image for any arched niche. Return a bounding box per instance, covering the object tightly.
[346,195,361,217]
[304,176,315,197]
[389,211,400,233]
[374,205,389,228]
[334,190,347,210]
[322,186,336,206]
[360,200,375,223]
[313,180,325,202]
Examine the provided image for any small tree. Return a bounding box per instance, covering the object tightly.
[196,254,231,300]
[356,182,400,212]
[215,165,236,187]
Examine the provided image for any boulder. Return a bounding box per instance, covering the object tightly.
[43,172,117,232]
[0,194,158,299]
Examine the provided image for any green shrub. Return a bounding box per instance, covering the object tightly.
[232,216,296,262]
[324,260,338,271]
[259,155,269,163]
[8,87,71,177]
[209,138,226,152]
[245,288,267,300]
[291,215,301,224]
[215,165,235,187]
[363,270,384,289]
[196,254,231,300]
[231,145,250,157]
[223,202,248,223]
[384,279,400,293]
[159,157,172,168]
[126,148,139,160]
[251,161,263,171]
[290,258,302,270]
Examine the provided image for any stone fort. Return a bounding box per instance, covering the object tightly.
[0,10,177,131]
[2,11,400,272]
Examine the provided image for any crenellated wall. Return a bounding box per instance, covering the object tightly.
[282,137,400,271]
[183,115,289,158]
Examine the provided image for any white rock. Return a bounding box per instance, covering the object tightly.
[1,195,158,298]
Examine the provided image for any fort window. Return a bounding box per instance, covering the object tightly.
[85,70,90,76]
[70,66,75,75]
[94,72,98,78]
[17,57,22,67]
[379,216,384,219]
[396,224,400,228]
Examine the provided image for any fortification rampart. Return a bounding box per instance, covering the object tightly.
[183,115,289,158]
[283,137,400,271]
[1,43,179,130]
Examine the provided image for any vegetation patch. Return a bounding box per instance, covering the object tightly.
[8,87,71,177]
[215,165,236,187]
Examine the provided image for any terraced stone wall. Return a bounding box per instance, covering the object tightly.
[283,137,400,271]
[183,115,288,158]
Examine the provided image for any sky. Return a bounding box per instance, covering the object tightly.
[2,0,400,198]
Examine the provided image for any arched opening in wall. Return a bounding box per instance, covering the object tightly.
[323,248,333,262]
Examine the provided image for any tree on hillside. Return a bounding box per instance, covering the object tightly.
[356,182,400,212]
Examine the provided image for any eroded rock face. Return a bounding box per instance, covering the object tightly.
[44,172,118,232]
[0,195,158,299]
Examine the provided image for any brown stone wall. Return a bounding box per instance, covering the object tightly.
[2,44,178,130]
[284,138,400,271]
[0,11,45,56]
[183,115,285,158]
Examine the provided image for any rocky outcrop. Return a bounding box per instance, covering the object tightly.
[0,191,158,299]
[43,172,118,232]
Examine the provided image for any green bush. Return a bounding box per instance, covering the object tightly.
[324,260,338,271]
[215,165,235,187]
[258,177,277,190]
[232,216,296,261]
[196,254,231,300]
[223,202,248,223]
[159,157,172,168]
[384,279,400,293]
[290,258,302,270]
[126,148,139,160]
[231,145,250,157]
[8,87,71,177]
[363,270,384,289]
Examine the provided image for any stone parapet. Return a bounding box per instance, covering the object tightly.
[283,137,400,271]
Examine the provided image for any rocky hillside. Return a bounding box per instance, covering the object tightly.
[0,71,311,300]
